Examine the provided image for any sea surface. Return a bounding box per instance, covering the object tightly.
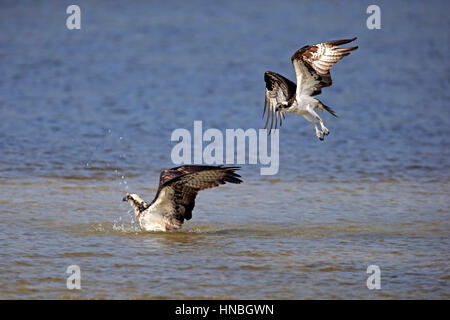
[0,0,449,299]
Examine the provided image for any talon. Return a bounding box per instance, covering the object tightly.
[317,132,324,141]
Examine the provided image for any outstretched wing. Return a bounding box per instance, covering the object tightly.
[158,165,208,187]
[263,71,296,131]
[152,166,242,227]
[291,37,358,97]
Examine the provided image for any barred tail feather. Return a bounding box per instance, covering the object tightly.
[318,101,338,117]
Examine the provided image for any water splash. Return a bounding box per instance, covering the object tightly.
[112,209,141,233]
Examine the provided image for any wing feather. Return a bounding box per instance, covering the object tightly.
[291,37,358,96]
[151,166,242,225]
[263,71,296,131]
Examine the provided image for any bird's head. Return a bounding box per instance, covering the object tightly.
[122,193,148,217]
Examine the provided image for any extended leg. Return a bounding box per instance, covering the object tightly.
[308,108,329,136]
[302,114,324,141]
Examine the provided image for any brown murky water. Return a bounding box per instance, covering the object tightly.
[1,176,448,299]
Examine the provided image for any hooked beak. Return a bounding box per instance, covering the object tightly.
[122,194,129,202]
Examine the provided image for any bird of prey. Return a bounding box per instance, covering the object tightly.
[123,165,242,231]
[263,37,358,140]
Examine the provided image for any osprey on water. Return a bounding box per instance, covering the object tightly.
[263,37,358,140]
[123,165,242,231]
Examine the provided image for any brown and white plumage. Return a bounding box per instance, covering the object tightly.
[264,37,358,140]
[263,72,296,130]
[123,165,242,231]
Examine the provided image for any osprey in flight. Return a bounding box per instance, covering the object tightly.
[123,165,242,231]
[263,37,358,140]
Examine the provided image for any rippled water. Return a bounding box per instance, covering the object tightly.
[0,0,449,299]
